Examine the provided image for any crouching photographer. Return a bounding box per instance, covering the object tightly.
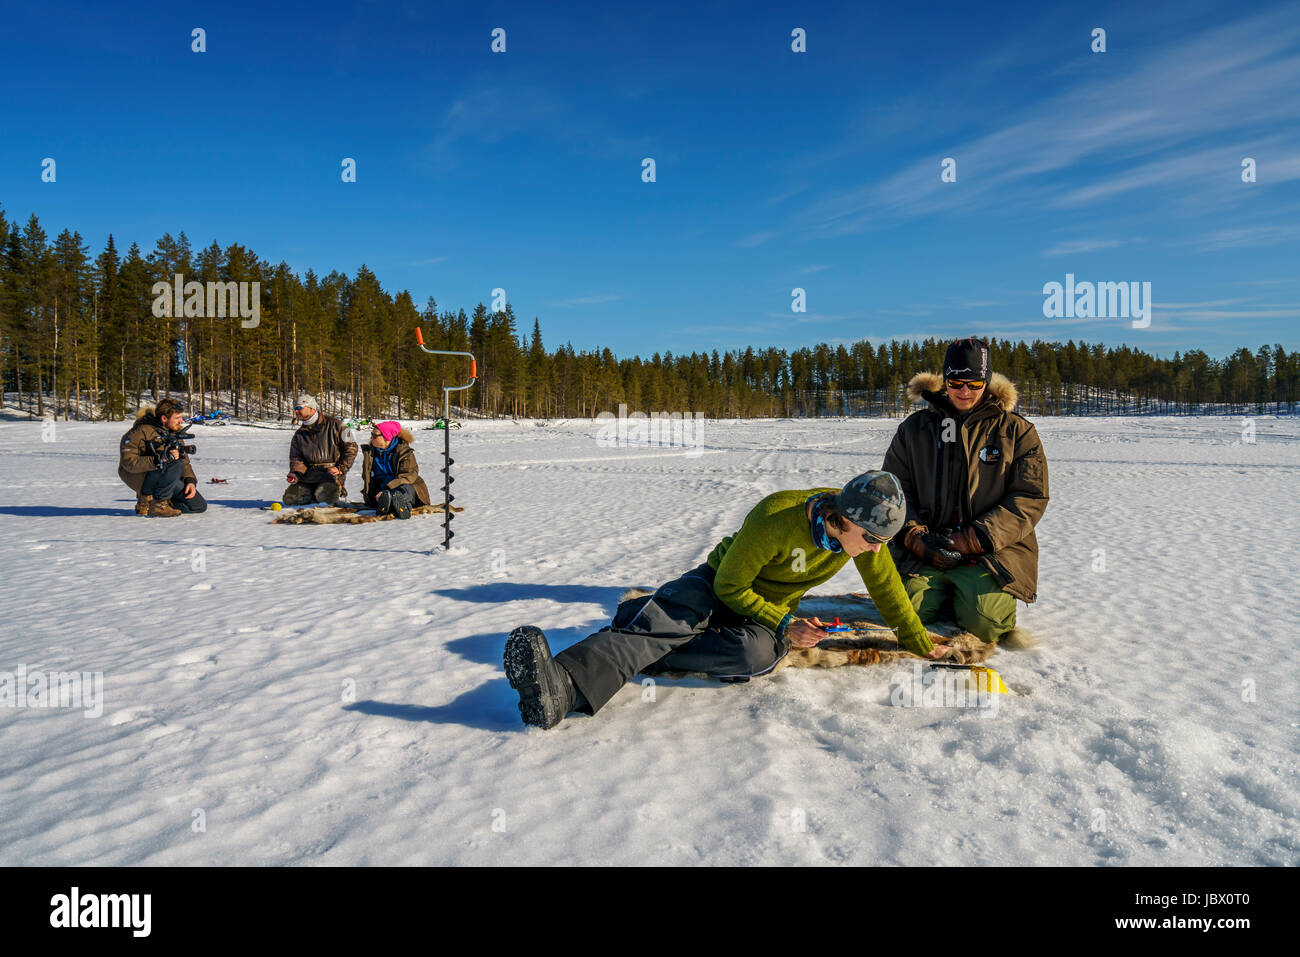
[118,398,207,517]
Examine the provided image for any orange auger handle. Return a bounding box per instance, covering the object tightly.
[414,327,477,420]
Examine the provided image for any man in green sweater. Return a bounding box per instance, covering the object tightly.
[504,470,944,729]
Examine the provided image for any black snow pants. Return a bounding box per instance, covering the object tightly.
[554,563,788,714]
[140,458,208,513]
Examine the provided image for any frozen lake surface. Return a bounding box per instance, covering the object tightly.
[0,413,1296,865]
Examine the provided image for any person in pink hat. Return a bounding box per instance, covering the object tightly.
[359,420,432,519]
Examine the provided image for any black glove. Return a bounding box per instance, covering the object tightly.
[905,526,963,570]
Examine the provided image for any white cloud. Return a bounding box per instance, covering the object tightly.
[1152,299,1246,309]
[1195,225,1300,250]
[794,8,1300,235]
[1043,239,1128,257]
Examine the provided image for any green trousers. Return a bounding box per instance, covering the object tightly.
[904,564,1017,643]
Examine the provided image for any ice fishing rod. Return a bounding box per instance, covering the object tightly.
[414,327,478,550]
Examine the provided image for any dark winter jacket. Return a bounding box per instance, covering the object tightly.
[288,413,358,485]
[118,406,198,494]
[881,372,1049,603]
[360,429,431,507]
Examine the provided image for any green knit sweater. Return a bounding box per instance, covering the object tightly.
[705,488,934,655]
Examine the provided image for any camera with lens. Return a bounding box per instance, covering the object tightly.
[148,429,197,467]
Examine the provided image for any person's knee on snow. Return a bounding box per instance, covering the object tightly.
[174,491,208,514]
[953,591,1017,643]
[283,484,314,506]
[655,618,784,679]
[146,474,185,503]
[958,610,1014,644]
[947,567,1017,643]
[905,572,953,624]
[735,629,784,676]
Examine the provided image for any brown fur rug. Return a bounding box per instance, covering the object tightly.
[620,589,994,678]
[774,593,994,670]
[272,502,463,525]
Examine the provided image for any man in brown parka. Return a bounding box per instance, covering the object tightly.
[283,395,358,506]
[881,338,1048,645]
[118,397,207,517]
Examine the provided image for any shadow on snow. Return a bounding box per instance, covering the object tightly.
[0,505,136,517]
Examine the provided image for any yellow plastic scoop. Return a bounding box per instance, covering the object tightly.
[968,666,1009,695]
[929,662,1010,694]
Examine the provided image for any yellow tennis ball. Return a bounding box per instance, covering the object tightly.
[271,502,282,511]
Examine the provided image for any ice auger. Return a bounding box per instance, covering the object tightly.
[415,326,477,549]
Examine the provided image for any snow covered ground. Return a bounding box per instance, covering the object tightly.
[0,412,1296,865]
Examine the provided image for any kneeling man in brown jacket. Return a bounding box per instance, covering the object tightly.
[283,395,358,506]
[881,338,1048,645]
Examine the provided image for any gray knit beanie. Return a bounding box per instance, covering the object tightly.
[833,471,907,541]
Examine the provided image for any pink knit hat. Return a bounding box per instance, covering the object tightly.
[374,420,402,442]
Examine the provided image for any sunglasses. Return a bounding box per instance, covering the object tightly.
[861,529,891,546]
[946,378,986,391]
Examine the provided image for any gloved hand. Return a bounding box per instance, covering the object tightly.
[904,525,963,570]
[949,525,986,555]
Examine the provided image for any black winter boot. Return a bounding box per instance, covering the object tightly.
[376,489,393,515]
[504,626,580,729]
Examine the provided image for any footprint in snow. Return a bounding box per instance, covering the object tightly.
[172,649,219,681]
[109,707,153,726]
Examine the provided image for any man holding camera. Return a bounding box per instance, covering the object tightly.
[881,338,1048,645]
[283,395,358,506]
[118,398,207,517]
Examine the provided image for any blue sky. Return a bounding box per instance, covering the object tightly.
[2,0,1297,359]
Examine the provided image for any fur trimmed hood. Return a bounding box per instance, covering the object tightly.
[906,371,1019,413]
[133,405,157,422]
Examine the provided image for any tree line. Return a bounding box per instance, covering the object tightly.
[1,205,1296,421]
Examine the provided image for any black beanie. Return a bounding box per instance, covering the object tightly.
[943,338,991,380]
